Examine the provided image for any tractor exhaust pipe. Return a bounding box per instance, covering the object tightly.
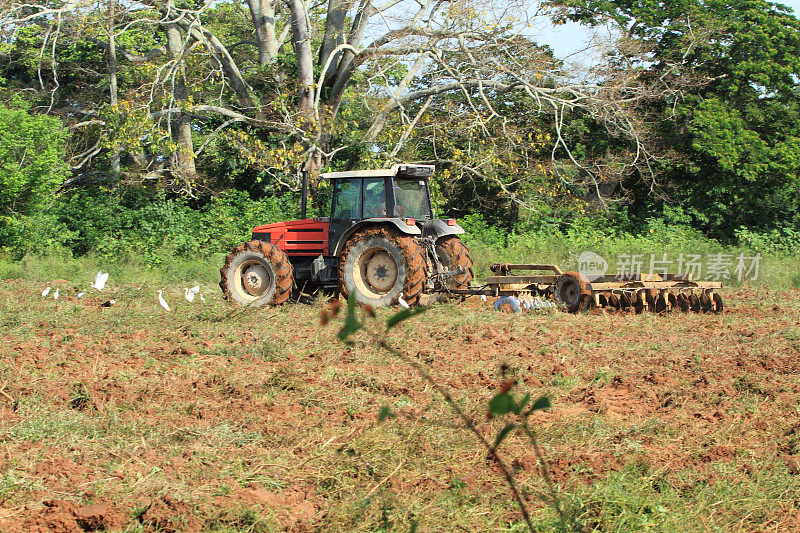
[300,169,308,220]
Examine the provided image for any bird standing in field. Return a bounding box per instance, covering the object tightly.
[76,288,86,299]
[53,288,60,300]
[198,293,206,303]
[91,271,109,291]
[398,296,409,309]
[41,287,51,297]
[184,285,200,302]
[480,294,487,302]
[158,290,171,311]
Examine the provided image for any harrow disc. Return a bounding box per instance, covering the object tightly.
[619,292,632,312]
[700,292,713,313]
[655,293,668,314]
[598,293,608,307]
[677,293,690,312]
[689,294,701,313]
[494,296,521,313]
[645,291,656,311]
[668,293,678,310]
[588,288,723,315]
[713,293,724,313]
[632,291,645,314]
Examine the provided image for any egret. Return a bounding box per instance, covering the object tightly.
[76,289,86,299]
[158,290,170,311]
[198,293,206,303]
[91,271,109,291]
[53,288,60,300]
[480,294,487,302]
[41,287,51,297]
[398,296,409,309]
[184,285,200,302]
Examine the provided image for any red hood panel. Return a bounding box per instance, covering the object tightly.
[253,219,329,256]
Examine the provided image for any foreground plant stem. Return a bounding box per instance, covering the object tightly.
[519,418,567,526]
[375,336,536,532]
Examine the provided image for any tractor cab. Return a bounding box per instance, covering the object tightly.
[325,164,437,255]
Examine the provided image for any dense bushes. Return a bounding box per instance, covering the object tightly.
[0,106,70,253]
[0,186,297,263]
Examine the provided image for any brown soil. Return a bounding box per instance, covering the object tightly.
[1,284,799,530]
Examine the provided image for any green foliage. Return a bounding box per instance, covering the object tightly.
[734,225,800,256]
[337,293,364,344]
[386,306,427,329]
[458,213,508,248]
[2,185,297,263]
[0,105,69,248]
[548,0,800,237]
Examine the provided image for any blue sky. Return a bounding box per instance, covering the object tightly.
[542,0,800,59]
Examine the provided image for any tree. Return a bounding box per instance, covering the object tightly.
[546,0,800,237]
[0,0,677,218]
[0,104,69,219]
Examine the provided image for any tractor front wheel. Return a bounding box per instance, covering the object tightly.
[339,227,425,307]
[220,241,294,307]
[435,236,474,290]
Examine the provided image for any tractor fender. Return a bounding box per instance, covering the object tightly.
[333,218,421,256]
[422,218,465,240]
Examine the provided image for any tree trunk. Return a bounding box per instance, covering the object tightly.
[288,0,314,114]
[165,0,197,185]
[327,0,376,117]
[319,0,349,87]
[107,0,120,177]
[246,0,279,66]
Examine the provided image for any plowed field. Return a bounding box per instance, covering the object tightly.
[1,281,799,531]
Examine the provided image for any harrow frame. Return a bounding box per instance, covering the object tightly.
[448,263,723,313]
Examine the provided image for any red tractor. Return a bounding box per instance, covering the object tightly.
[219,164,473,307]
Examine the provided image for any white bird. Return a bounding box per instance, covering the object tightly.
[398,296,409,309]
[53,288,60,300]
[91,271,109,291]
[184,285,200,302]
[480,294,487,302]
[76,288,86,299]
[41,286,51,297]
[158,290,170,311]
[198,293,206,303]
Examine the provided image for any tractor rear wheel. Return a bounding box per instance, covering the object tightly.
[339,227,425,306]
[220,240,294,307]
[435,236,474,290]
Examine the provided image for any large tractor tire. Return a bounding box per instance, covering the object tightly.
[220,240,294,307]
[338,227,425,307]
[435,236,474,290]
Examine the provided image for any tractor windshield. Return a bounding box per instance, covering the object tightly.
[393,179,431,219]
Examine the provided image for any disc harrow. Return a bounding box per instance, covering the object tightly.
[447,263,723,314]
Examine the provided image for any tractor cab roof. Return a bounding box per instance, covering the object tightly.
[320,164,434,180]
